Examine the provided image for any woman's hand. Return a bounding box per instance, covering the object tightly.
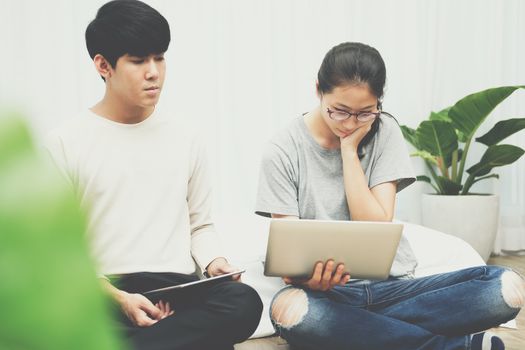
[283,260,351,291]
[339,118,376,154]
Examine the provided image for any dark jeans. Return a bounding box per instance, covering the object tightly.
[110,272,263,350]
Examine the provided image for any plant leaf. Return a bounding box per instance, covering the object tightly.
[429,107,452,122]
[410,150,438,165]
[400,125,419,148]
[471,173,499,186]
[467,144,525,177]
[429,107,469,142]
[416,175,440,193]
[457,148,463,163]
[416,175,432,183]
[448,86,525,141]
[416,120,458,166]
[434,176,463,195]
[456,131,469,143]
[475,118,525,146]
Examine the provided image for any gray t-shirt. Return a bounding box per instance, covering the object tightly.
[255,115,418,278]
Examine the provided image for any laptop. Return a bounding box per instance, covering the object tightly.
[263,219,403,280]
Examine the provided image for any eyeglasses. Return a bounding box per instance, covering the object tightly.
[326,107,381,122]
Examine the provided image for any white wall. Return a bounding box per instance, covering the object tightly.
[1,0,524,250]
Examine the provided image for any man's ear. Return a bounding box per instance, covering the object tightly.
[315,80,321,99]
[93,54,112,80]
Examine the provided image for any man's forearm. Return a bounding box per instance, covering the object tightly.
[99,278,128,305]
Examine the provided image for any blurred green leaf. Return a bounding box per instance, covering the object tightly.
[0,114,123,350]
[0,111,33,170]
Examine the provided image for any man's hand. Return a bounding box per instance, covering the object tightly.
[100,279,174,327]
[206,257,242,281]
[283,260,350,291]
[155,300,174,320]
[118,291,174,327]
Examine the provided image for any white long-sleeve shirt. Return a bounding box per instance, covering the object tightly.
[44,110,223,276]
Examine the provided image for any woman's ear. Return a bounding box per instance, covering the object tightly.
[93,54,112,81]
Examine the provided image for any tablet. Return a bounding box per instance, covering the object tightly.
[143,270,245,296]
[263,219,402,280]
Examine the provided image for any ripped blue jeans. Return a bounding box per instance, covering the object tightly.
[270,266,521,350]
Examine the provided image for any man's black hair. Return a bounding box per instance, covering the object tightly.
[85,0,170,71]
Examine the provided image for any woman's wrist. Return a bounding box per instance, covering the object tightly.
[341,146,359,161]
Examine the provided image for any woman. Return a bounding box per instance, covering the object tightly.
[255,42,524,350]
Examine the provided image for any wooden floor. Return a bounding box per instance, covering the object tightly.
[487,255,525,349]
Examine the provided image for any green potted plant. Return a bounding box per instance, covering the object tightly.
[400,86,525,261]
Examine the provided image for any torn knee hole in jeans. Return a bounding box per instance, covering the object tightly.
[271,288,309,328]
[501,270,525,308]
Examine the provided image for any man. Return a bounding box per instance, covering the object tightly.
[45,1,262,349]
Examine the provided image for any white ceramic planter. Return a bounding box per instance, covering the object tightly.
[421,194,499,262]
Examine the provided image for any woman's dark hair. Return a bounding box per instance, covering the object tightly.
[317,42,389,150]
[85,0,170,78]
